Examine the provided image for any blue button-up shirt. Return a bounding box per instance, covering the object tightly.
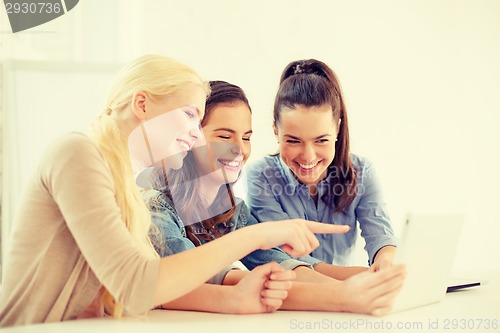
[246,154,398,266]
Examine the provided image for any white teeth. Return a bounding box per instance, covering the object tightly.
[178,141,190,151]
[298,161,318,169]
[220,160,240,167]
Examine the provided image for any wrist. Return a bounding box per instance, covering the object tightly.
[225,285,240,314]
[230,224,265,254]
[225,285,251,314]
[325,280,347,312]
[373,245,396,263]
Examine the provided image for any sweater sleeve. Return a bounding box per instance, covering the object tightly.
[42,133,160,315]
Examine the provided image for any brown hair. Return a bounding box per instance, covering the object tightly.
[166,81,251,245]
[274,59,357,213]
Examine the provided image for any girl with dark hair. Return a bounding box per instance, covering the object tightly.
[247,59,398,275]
[143,80,406,316]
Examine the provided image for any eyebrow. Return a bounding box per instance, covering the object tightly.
[184,105,202,117]
[194,107,203,117]
[213,128,253,135]
[283,134,332,140]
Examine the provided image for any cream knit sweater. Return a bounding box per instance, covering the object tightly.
[0,133,160,327]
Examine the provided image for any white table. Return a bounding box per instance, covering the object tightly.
[3,271,499,333]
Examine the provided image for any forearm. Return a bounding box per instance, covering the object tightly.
[313,263,368,281]
[221,265,346,311]
[280,281,344,311]
[283,264,407,314]
[154,226,261,305]
[158,283,236,313]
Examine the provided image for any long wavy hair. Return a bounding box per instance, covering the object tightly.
[161,80,252,245]
[274,59,357,213]
[90,55,207,317]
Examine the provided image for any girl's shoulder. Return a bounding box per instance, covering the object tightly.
[350,153,372,169]
[44,132,97,157]
[349,153,377,181]
[38,132,104,176]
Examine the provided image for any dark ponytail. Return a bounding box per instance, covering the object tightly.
[274,59,357,213]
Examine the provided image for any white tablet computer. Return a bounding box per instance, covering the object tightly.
[390,213,465,313]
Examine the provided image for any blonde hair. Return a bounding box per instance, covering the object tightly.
[90,55,207,317]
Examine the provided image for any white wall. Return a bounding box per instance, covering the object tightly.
[1,0,499,271]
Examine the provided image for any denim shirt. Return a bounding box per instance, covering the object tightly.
[246,154,398,266]
[142,184,311,285]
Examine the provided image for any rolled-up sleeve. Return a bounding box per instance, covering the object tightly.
[240,248,312,271]
[294,255,323,267]
[281,258,314,270]
[206,264,240,285]
[355,160,398,264]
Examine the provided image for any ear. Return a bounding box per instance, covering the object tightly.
[337,118,342,135]
[273,124,278,138]
[131,91,148,120]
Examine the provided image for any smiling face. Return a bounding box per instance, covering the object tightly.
[128,85,206,171]
[193,102,252,185]
[275,104,339,187]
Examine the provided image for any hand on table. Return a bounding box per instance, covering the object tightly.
[338,263,407,316]
[232,262,295,313]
